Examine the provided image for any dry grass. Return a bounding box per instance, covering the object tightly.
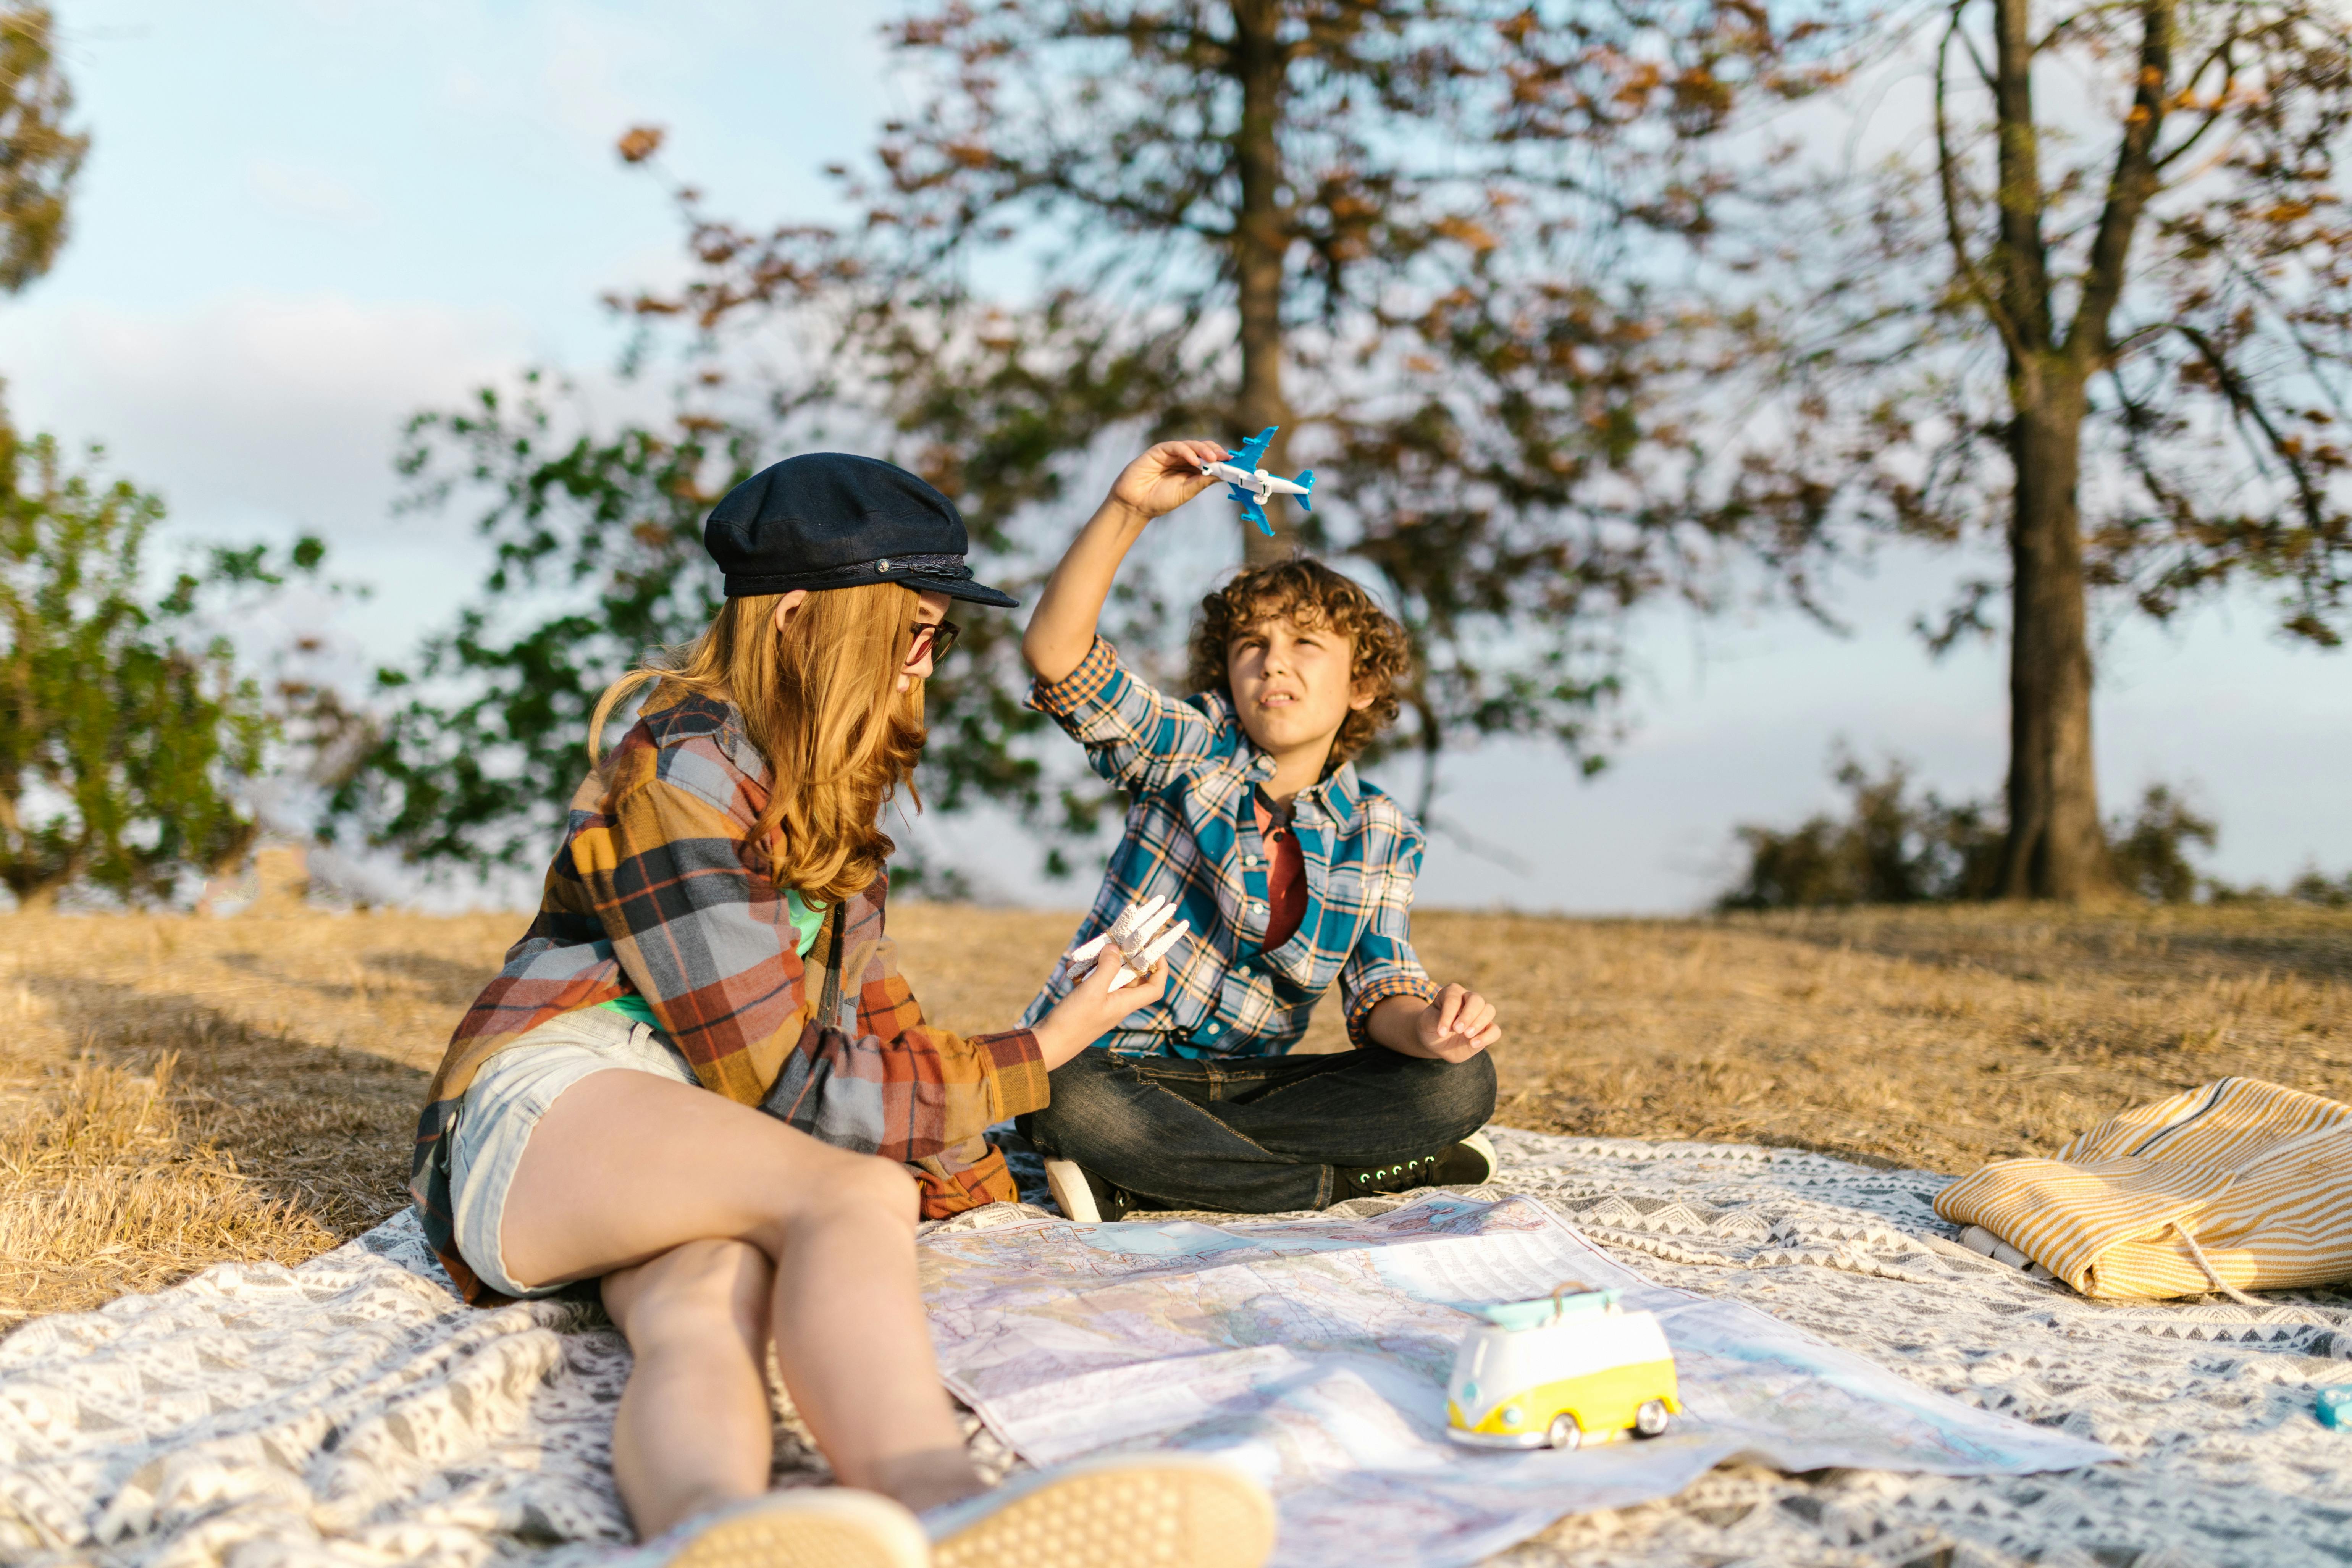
[0,1053,336,1315]
[1,899,2346,1327]
[0,908,519,1327]
[1443,904,2352,1170]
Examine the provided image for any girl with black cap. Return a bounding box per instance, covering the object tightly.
[409,454,1274,1568]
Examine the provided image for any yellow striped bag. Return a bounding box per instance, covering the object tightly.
[1932,1077,2352,1301]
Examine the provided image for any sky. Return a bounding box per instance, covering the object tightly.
[7,0,2347,914]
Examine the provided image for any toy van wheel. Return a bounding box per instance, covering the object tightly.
[1633,1399,1672,1438]
[1546,1413,1583,1451]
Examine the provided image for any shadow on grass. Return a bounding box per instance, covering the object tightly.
[363,949,502,1008]
[209,947,494,1011]
[1724,908,2352,988]
[25,972,429,1242]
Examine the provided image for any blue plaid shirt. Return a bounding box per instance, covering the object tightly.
[1019,637,1440,1058]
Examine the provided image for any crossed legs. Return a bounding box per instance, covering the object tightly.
[493,1069,981,1537]
[1026,1046,1497,1212]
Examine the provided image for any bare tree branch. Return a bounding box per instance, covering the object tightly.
[2066,0,2176,369]
[1938,2,2027,359]
[2170,321,2332,532]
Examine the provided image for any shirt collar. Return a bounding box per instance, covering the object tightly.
[1210,688,1359,830]
[1297,761,1360,832]
[638,685,771,785]
[715,706,769,785]
[1244,757,1360,833]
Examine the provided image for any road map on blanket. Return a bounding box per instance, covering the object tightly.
[919,1193,2114,1568]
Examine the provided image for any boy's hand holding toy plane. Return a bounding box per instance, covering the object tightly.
[1099,430,1317,538]
[1195,426,1313,535]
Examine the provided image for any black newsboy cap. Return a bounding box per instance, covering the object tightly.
[703,452,1019,608]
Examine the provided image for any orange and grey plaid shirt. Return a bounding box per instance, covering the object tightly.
[412,683,1047,1302]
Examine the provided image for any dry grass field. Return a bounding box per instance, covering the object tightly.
[3,896,2347,1329]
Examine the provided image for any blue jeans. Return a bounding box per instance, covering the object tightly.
[1019,1045,1497,1212]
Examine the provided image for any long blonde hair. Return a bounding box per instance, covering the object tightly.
[588,583,926,904]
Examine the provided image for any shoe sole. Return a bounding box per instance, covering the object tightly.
[666,1488,929,1568]
[931,1454,1276,1568]
[1043,1157,1102,1223]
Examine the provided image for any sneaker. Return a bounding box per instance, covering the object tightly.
[654,1487,928,1568]
[1336,1130,1499,1197]
[1044,1158,1132,1223]
[1440,1130,1499,1185]
[925,1453,1276,1568]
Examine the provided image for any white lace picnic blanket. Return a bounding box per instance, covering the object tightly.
[3,1131,2348,1568]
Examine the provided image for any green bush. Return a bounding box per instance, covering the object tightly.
[0,425,317,908]
[1717,754,2004,910]
[2105,785,2217,905]
[2283,868,2352,908]
[1719,755,2252,910]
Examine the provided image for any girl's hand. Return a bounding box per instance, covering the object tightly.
[1107,440,1228,523]
[1031,950,1170,1069]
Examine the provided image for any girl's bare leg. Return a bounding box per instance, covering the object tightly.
[494,1070,983,1534]
[599,1240,777,1533]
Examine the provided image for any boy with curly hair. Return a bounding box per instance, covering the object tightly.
[1016,439,1502,1222]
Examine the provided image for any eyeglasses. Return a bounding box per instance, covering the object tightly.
[907,617,962,666]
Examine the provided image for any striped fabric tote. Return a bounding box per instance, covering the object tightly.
[1932,1077,2352,1301]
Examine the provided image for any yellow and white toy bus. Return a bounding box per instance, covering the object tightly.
[1445,1283,1681,1450]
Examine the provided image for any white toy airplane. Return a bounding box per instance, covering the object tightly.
[1056,894,1191,993]
[1199,425,1314,536]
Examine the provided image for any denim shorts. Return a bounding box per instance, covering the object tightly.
[447,1005,699,1298]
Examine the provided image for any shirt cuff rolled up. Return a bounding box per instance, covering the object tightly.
[1346,975,1443,1050]
[1026,635,1121,717]
[974,1028,1051,1120]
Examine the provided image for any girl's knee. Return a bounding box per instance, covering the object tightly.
[836,1152,922,1223]
[782,1146,921,1226]
[737,1143,921,1260]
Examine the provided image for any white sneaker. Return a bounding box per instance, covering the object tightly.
[653,1487,929,1568]
[1043,1157,1128,1222]
[924,1453,1276,1568]
[1449,1130,1499,1184]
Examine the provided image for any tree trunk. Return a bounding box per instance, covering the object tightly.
[2,862,65,912]
[1977,0,2149,902]
[2000,365,2113,900]
[1230,0,1294,565]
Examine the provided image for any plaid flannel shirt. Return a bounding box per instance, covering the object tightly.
[1020,637,1439,1058]
[413,683,1047,1304]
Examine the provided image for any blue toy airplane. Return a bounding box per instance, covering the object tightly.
[1198,426,1314,535]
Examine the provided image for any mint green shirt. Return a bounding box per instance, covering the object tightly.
[601,888,823,1030]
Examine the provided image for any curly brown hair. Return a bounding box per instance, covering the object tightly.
[1187,556,1412,769]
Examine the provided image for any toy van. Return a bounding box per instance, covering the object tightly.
[1445,1283,1680,1450]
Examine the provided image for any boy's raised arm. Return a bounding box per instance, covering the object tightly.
[1023,439,1230,682]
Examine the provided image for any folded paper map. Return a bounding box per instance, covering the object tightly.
[919,1192,2113,1568]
